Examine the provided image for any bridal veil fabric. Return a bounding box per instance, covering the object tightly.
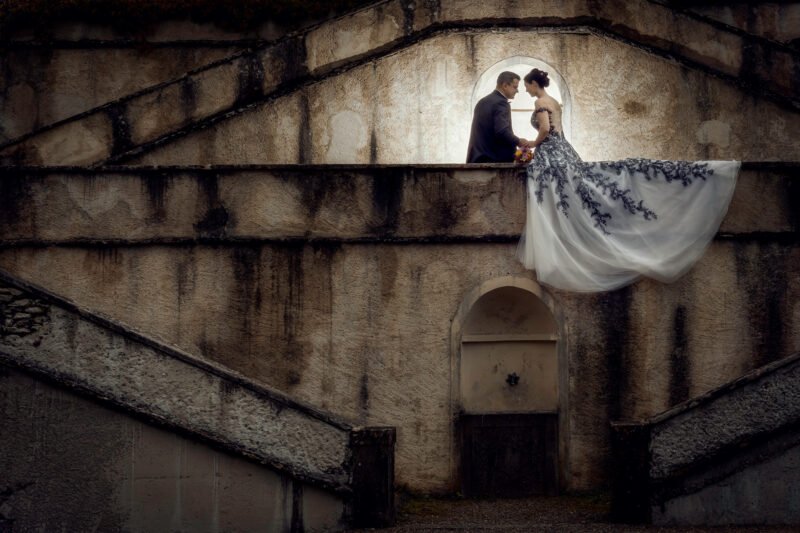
[517,108,740,292]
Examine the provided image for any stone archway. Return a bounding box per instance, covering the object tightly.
[471,56,573,143]
[450,277,563,497]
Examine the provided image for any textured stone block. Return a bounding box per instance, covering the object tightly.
[20,112,113,165]
[305,0,406,72]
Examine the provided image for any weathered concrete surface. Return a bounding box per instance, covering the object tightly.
[1,234,798,494]
[0,364,345,532]
[2,0,797,165]
[685,2,800,44]
[305,0,407,72]
[128,31,800,166]
[0,164,798,494]
[649,354,800,480]
[0,165,795,245]
[0,272,354,490]
[653,435,800,526]
[612,353,800,526]
[0,47,236,145]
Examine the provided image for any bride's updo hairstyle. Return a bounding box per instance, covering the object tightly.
[524,68,550,88]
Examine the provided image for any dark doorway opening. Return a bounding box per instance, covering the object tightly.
[459,413,558,498]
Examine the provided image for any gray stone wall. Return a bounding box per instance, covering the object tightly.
[686,2,800,45]
[3,0,797,166]
[0,270,357,491]
[0,46,236,144]
[125,30,800,165]
[653,436,800,526]
[0,365,345,532]
[1,165,797,493]
[611,353,800,526]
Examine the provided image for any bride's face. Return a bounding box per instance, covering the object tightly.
[524,80,539,96]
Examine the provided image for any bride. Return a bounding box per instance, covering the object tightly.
[516,68,740,292]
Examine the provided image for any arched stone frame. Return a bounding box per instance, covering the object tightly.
[449,275,570,492]
[471,56,573,142]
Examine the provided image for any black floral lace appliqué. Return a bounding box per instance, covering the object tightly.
[526,110,715,235]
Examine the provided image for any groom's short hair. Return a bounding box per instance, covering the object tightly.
[496,71,520,86]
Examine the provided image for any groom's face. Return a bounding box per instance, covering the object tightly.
[499,79,520,100]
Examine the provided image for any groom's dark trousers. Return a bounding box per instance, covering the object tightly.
[466,90,520,163]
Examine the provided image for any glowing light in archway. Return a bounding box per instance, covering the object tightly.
[471,57,571,143]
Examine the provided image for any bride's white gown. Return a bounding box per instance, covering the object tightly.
[517,106,740,292]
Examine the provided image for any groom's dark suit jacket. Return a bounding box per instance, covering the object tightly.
[466,90,520,163]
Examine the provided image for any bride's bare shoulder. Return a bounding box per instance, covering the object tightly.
[535,96,560,112]
[544,96,561,110]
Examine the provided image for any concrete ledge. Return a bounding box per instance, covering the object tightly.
[1,0,796,166]
[0,268,355,492]
[649,352,800,480]
[611,351,800,525]
[0,163,796,246]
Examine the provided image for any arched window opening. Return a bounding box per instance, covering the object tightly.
[471,56,571,142]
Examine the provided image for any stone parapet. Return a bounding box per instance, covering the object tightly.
[611,351,800,525]
[1,0,797,166]
[0,163,796,246]
[0,269,354,490]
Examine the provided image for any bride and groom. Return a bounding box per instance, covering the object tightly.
[468,69,740,293]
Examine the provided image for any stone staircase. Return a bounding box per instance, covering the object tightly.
[0,269,395,531]
[611,351,800,526]
[1,0,798,166]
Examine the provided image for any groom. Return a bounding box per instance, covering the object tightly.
[466,71,527,163]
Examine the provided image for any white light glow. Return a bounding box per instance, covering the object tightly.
[471,57,571,143]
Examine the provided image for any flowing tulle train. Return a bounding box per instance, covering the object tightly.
[516,129,739,292]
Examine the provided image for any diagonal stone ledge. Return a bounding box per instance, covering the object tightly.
[0,268,357,492]
[1,0,797,166]
[610,350,800,524]
[0,163,797,246]
[646,351,800,481]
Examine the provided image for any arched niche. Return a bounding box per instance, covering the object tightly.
[450,276,565,498]
[471,56,572,142]
[460,285,558,413]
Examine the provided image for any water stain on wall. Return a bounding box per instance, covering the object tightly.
[369,170,404,235]
[734,242,790,369]
[194,173,232,237]
[622,100,647,116]
[668,305,691,406]
[0,170,33,230]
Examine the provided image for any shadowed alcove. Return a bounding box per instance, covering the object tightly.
[451,277,561,498]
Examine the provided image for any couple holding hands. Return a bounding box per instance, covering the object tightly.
[466,68,739,293]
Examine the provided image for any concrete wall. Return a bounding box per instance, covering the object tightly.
[654,437,800,526]
[128,31,800,166]
[0,46,237,144]
[1,165,797,493]
[0,365,345,532]
[0,273,355,489]
[687,2,800,45]
[0,8,367,144]
[3,0,798,166]
[612,353,800,526]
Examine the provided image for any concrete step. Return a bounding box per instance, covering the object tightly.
[1,0,797,166]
